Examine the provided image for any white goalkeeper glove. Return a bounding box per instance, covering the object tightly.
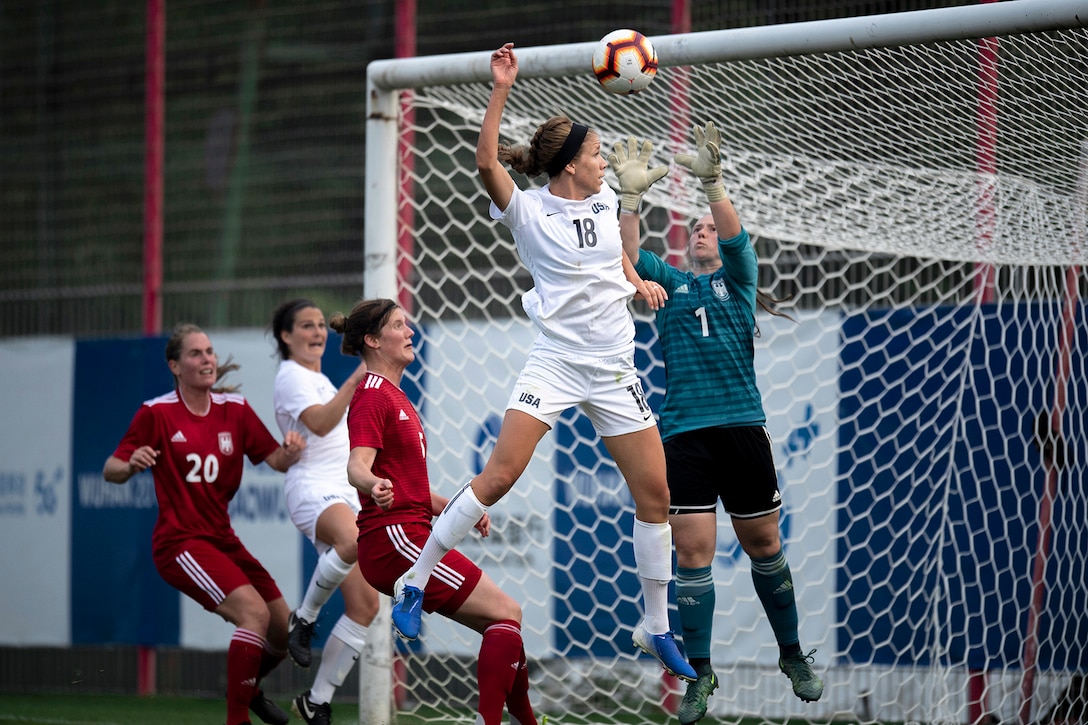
[673,121,726,203]
[608,136,669,213]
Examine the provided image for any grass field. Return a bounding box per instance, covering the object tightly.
[0,693,711,725]
[0,693,856,725]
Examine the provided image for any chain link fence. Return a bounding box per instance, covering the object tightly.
[1,0,968,338]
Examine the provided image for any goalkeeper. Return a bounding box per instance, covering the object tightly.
[612,123,824,723]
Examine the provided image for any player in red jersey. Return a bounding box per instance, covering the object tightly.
[330,299,538,725]
[103,323,306,725]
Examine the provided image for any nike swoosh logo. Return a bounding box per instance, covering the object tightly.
[546,212,562,216]
[300,699,315,718]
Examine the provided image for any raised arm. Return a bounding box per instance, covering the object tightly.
[609,135,668,265]
[297,360,367,437]
[476,43,518,212]
[673,122,741,240]
[609,135,670,308]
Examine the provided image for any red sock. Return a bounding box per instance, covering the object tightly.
[477,620,524,725]
[257,640,287,681]
[227,628,264,725]
[506,645,536,725]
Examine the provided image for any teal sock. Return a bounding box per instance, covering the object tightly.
[750,550,799,649]
[675,566,715,660]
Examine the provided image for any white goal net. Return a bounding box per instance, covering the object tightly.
[363,2,1088,723]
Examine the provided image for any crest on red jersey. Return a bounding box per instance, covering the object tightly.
[218,432,234,455]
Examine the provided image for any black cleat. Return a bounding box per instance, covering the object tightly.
[292,693,332,725]
[287,611,317,669]
[249,689,289,725]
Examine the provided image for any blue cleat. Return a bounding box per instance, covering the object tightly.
[390,574,424,641]
[632,621,697,682]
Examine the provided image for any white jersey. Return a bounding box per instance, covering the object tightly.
[273,359,352,493]
[491,183,636,354]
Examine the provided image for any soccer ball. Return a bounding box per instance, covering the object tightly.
[591,29,658,95]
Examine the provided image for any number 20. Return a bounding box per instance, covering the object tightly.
[185,453,220,483]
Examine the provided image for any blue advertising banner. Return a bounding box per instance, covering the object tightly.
[837,301,1088,671]
[71,336,178,646]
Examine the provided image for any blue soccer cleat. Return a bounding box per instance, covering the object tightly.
[390,573,424,641]
[632,620,697,682]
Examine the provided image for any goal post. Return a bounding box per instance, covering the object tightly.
[364,3,1088,724]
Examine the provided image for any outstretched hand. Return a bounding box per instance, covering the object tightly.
[673,121,726,202]
[609,136,669,212]
[490,43,518,87]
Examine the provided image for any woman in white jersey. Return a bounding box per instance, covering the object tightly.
[271,298,380,725]
[390,41,696,683]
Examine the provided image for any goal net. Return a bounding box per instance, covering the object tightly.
[363,2,1088,723]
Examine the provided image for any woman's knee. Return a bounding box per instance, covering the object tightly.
[223,593,272,632]
[333,539,359,564]
[492,593,523,625]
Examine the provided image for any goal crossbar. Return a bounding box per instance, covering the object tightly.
[367,0,1088,89]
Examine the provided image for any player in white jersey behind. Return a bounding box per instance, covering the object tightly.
[270,298,381,725]
[389,41,696,684]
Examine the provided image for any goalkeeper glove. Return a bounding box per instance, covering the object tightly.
[673,121,726,203]
[608,136,669,213]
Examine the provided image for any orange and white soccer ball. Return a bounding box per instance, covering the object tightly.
[591,29,658,95]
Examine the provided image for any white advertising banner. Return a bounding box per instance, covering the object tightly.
[413,320,555,657]
[0,338,75,645]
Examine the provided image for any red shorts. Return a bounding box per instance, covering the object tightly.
[156,536,283,612]
[358,521,483,617]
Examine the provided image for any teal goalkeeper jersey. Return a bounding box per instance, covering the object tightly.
[635,227,766,440]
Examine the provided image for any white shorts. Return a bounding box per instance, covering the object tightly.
[506,335,657,438]
[284,479,361,553]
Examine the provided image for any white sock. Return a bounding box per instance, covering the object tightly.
[633,518,673,634]
[403,481,488,587]
[308,615,368,704]
[298,548,354,623]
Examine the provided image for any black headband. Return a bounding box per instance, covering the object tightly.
[545,122,589,176]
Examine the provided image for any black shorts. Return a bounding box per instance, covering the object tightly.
[664,426,781,519]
